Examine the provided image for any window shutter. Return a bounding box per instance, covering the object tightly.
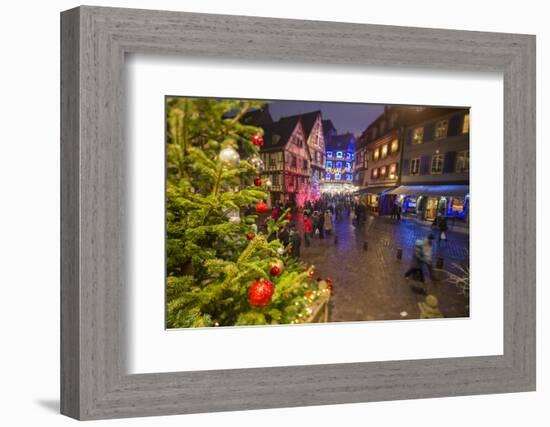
[448,115,461,137]
[405,129,412,145]
[424,123,435,142]
[420,155,430,175]
[402,158,410,176]
[443,151,457,173]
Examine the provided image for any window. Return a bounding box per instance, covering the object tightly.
[410,158,420,175]
[449,197,465,216]
[303,160,308,170]
[326,160,333,169]
[345,152,352,160]
[291,155,297,168]
[269,155,276,167]
[456,150,470,172]
[381,144,388,159]
[336,151,343,159]
[335,173,341,180]
[325,172,331,180]
[336,161,342,170]
[380,165,387,176]
[373,148,380,161]
[272,174,280,186]
[389,163,397,179]
[435,120,448,139]
[327,150,333,158]
[412,127,424,144]
[462,113,470,134]
[431,153,444,174]
[345,162,352,171]
[372,168,379,179]
[391,139,399,153]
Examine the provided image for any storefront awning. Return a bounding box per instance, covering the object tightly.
[387,185,469,197]
[355,186,395,195]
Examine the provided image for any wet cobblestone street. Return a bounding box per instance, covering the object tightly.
[296,211,470,322]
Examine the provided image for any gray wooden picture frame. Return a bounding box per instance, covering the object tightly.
[60,5,536,421]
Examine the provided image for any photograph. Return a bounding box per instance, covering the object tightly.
[165,97,470,328]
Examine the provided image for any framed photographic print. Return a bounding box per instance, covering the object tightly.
[61,6,536,420]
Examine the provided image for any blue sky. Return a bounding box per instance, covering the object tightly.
[267,100,384,137]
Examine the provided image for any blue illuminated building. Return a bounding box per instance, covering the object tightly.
[322,131,356,186]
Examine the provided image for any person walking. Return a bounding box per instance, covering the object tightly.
[303,213,313,247]
[278,224,290,248]
[323,209,333,235]
[405,234,435,286]
[437,214,448,245]
[289,225,301,258]
[317,210,325,239]
[311,211,320,238]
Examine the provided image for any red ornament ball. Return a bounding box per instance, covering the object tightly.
[286,213,292,220]
[251,133,264,147]
[254,178,262,186]
[270,265,282,276]
[255,201,269,214]
[326,277,333,284]
[246,233,256,240]
[308,270,315,277]
[248,279,274,307]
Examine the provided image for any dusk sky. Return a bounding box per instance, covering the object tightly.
[267,100,385,137]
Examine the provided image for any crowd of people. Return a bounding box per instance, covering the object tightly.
[260,195,450,286]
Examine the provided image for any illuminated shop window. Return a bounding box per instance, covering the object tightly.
[336,151,343,159]
[335,173,341,180]
[326,161,333,169]
[448,197,467,219]
[345,162,351,171]
[325,172,332,180]
[336,161,342,170]
[346,174,353,181]
[372,168,379,178]
[327,150,333,158]
[380,165,387,176]
[373,148,380,161]
[345,152,351,160]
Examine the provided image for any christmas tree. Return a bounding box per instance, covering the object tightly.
[166,97,330,328]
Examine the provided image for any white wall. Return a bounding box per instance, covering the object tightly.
[0,0,547,425]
